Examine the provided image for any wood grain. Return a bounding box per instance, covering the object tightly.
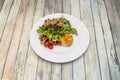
[0,0,22,79]
[23,0,45,80]
[23,47,38,80]
[51,64,61,80]
[0,0,14,41]
[36,59,43,80]
[71,0,85,80]
[104,0,120,64]
[100,0,120,80]
[115,0,120,18]
[90,0,111,80]
[7,0,28,79]
[0,0,4,11]
[11,0,36,80]
[54,0,63,13]
[62,63,73,80]
[80,0,101,80]
[0,0,14,76]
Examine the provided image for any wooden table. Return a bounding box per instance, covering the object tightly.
[0,0,120,80]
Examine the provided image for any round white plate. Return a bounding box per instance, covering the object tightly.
[30,13,90,63]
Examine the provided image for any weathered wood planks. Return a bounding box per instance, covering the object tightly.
[0,0,14,77]
[80,0,101,80]
[8,0,27,79]
[0,0,120,80]
[0,0,4,11]
[24,0,45,80]
[104,0,120,64]
[0,0,22,79]
[12,0,36,80]
[115,0,120,17]
[0,0,14,41]
[54,0,63,13]
[90,0,111,80]
[101,0,120,80]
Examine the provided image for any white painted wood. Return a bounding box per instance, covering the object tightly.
[115,0,120,17]
[0,0,4,11]
[54,0,63,13]
[104,0,120,64]
[62,63,73,80]
[33,0,45,25]
[90,0,111,80]
[63,0,71,14]
[11,0,36,80]
[71,0,85,80]
[44,0,54,15]
[0,0,14,41]
[23,0,45,80]
[36,58,43,80]
[80,0,101,80]
[8,0,26,79]
[23,46,38,80]
[98,0,120,80]
[42,61,51,80]
[51,64,61,80]
[0,0,22,79]
[0,0,14,77]
[71,0,80,19]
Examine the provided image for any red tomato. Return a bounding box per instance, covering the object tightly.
[48,45,53,49]
[44,41,49,47]
[52,41,57,45]
[49,41,53,45]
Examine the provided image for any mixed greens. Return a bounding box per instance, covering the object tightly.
[37,17,78,49]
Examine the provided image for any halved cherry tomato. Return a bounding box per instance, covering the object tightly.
[48,45,53,49]
[44,41,49,47]
[52,41,57,45]
[49,41,53,45]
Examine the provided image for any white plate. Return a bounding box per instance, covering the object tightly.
[30,13,90,63]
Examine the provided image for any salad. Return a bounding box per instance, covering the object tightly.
[37,17,78,49]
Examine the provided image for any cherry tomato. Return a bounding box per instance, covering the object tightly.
[49,41,53,45]
[52,41,57,45]
[44,41,49,47]
[48,45,53,49]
